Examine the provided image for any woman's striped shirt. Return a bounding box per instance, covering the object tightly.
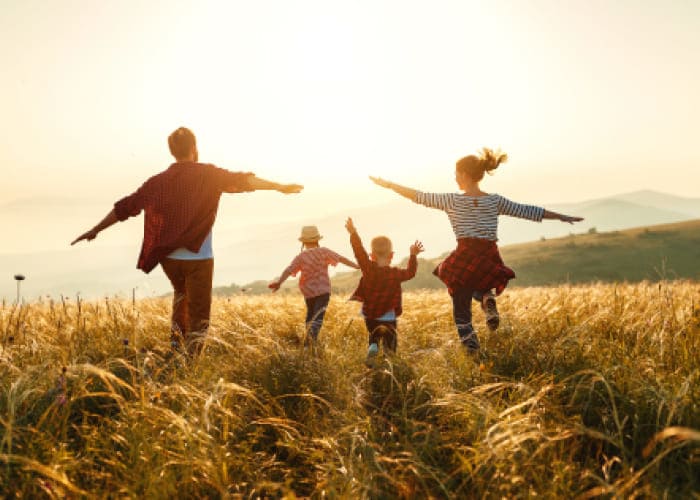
[414,192,544,241]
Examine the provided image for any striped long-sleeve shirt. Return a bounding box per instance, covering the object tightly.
[414,192,544,241]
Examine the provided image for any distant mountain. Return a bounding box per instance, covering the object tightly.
[2,190,699,300]
[0,196,104,212]
[0,196,141,254]
[547,198,690,231]
[614,190,700,217]
[0,245,170,300]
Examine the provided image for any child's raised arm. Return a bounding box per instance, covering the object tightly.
[345,218,371,273]
[344,217,358,235]
[396,240,424,281]
[369,176,417,201]
[410,240,425,256]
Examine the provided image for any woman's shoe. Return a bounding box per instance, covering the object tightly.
[482,295,500,332]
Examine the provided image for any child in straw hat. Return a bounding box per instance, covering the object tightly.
[269,226,359,343]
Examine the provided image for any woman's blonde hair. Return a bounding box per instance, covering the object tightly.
[456,148,508,182]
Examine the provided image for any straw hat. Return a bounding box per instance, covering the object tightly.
[298,226,323,242]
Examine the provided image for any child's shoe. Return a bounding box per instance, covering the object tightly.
[365,343,379,368]
[482,294,499,332]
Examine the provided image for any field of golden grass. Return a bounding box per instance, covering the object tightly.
[1,282,699,498]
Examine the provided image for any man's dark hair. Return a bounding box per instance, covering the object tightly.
[168,127,197,160]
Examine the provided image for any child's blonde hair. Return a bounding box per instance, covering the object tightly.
[371,236,393,258]
[456,147,508,182]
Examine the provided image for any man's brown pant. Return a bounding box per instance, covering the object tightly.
[161,258,214,355]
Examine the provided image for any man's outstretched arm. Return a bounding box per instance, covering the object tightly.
[71,209,119,245]
[243,175,303,194]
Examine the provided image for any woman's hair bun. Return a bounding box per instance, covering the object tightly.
[478,148,508,172]
[456,148,508,181]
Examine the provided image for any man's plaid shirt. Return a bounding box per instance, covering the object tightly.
[114,161,253,273]
[349,231,417,319]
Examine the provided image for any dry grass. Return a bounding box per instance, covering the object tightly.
[1,282,699,498]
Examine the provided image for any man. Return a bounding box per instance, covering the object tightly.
[72,127,303,354]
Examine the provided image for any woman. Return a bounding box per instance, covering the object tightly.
[370,148,583,352]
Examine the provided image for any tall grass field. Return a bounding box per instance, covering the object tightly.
[1,283,699,498]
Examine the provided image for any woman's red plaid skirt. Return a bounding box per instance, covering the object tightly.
[433,238,515,296]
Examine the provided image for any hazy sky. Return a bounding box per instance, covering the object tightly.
[2,0,699,208]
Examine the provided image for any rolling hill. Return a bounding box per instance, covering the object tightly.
[498,219,700,286]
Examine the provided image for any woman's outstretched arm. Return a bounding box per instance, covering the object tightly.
[543,210,584,224]
[369,176,417,201]
[497,196,583,224]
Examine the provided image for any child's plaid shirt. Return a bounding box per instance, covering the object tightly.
[349,232,417,319]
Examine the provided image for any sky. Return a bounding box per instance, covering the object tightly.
[1,0,699,211]
[1,0,699,299]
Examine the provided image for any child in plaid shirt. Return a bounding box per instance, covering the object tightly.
[269,226,358,343]
[344,217,424,366]
[370,148,582,352]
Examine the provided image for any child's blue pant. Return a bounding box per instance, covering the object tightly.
[304,293,330,341]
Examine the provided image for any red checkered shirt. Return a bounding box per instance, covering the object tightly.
[114,161,254,273]
[433,237,515,296]
[349,232,417,319]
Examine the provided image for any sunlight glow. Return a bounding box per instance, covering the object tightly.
[1,0,699,200]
